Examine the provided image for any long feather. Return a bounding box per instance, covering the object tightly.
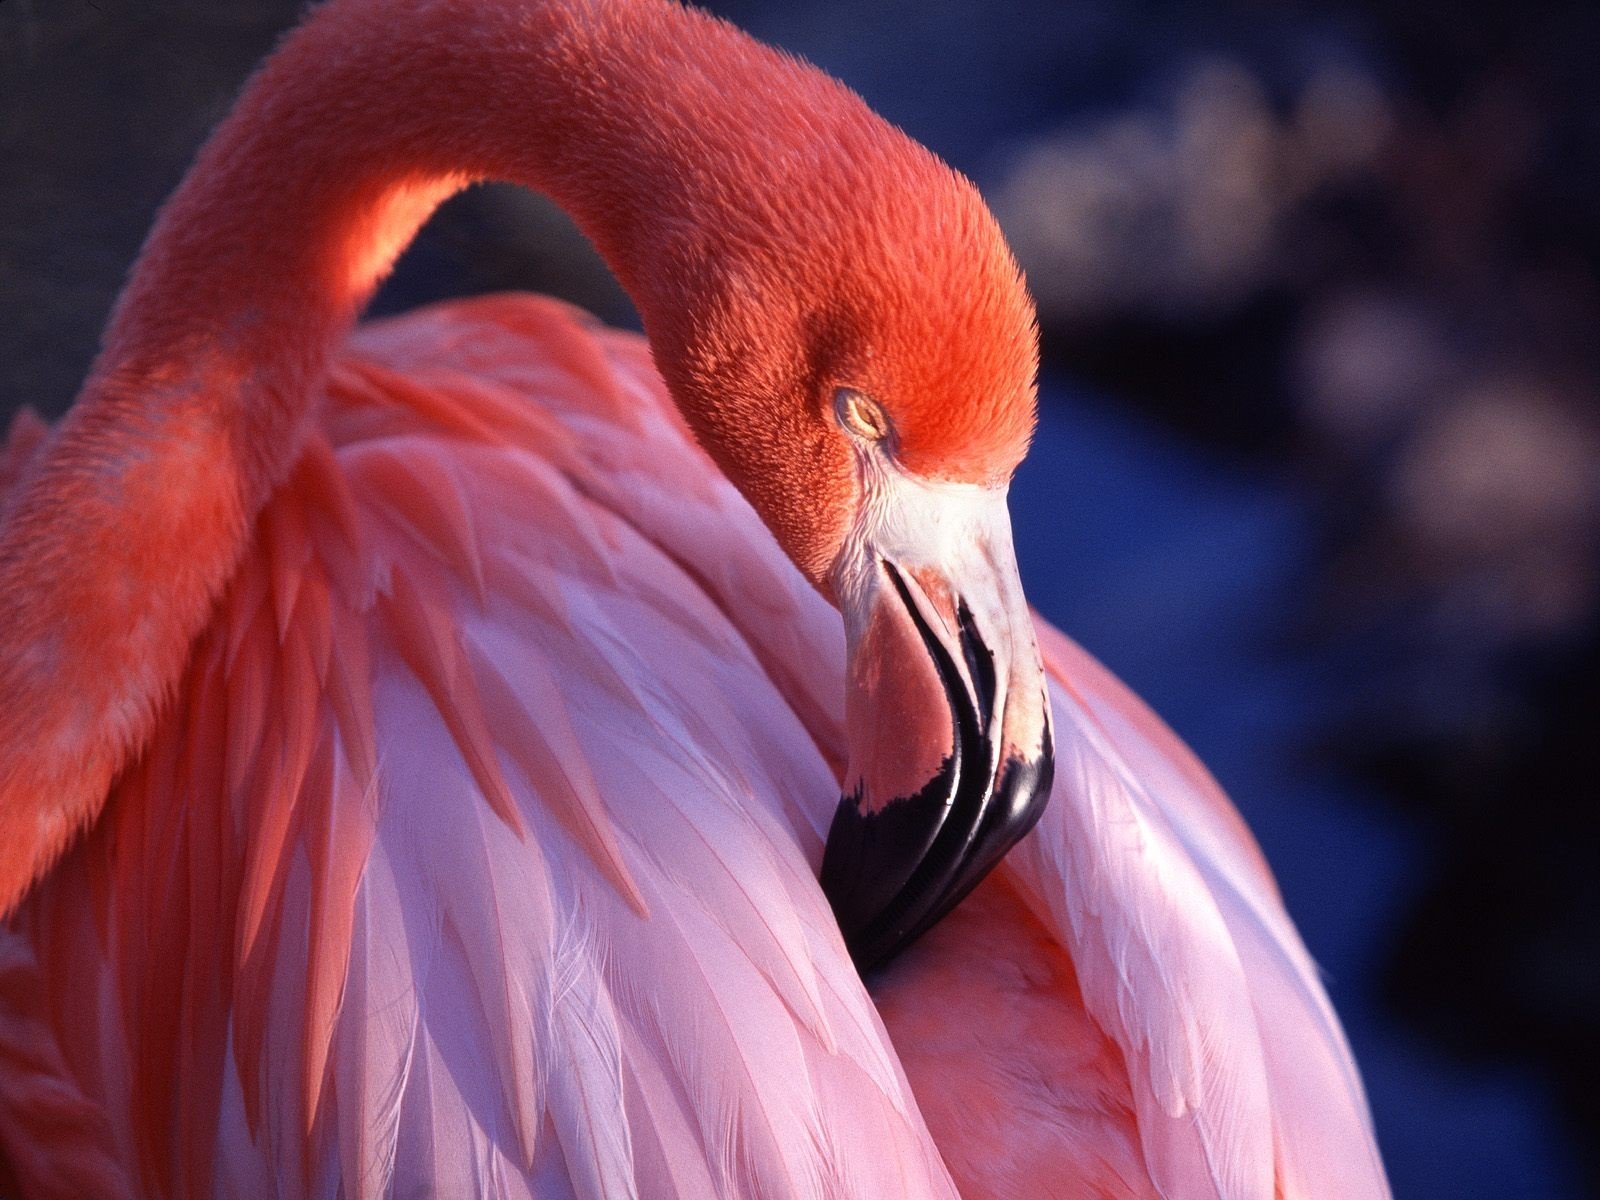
[1003,625,1388,1200]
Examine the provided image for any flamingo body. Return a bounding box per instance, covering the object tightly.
[0,296,1383,1198]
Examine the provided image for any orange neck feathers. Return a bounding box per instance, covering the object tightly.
[105,0,1036,570]
[0,0,1036,914]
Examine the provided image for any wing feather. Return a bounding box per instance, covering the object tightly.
[1007,622,1389,1200]
[0,297,955,1198]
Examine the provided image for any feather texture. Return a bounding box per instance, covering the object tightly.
[0,298,950,1198]
[0,296,1385,1198]
[1001,625,1389,1200]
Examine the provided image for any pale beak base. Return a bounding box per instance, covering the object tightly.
[822,560,1054,971]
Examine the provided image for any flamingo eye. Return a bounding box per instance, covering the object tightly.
[834,389,892,443]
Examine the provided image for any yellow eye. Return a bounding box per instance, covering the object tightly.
[834,389,891,443]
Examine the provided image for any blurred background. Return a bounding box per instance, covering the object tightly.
[2,1,1597,1195]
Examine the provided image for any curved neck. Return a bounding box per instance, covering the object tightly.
[100,0,844,496]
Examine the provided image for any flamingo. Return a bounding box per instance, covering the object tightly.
[0,0,1391,1196]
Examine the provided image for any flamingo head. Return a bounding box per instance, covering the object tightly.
[621,43,1052,969]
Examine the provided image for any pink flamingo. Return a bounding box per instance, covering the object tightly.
[0,1,1389,1196]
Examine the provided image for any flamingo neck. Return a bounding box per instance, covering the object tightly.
[98,0,861,497]
[0,0,914,913]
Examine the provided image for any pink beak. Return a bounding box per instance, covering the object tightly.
[821,509,1053,970]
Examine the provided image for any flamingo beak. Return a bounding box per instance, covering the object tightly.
[821,483,1054,971]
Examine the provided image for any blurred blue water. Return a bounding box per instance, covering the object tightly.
[1013,381,1588,1200]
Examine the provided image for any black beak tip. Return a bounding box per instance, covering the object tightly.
[824,561,1055,973]
[817,757,953,949]
[820,734,1055,974]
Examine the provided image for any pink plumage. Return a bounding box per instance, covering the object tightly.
[0,1,1390,1196]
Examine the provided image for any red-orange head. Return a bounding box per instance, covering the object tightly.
[560,0,1039,585]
